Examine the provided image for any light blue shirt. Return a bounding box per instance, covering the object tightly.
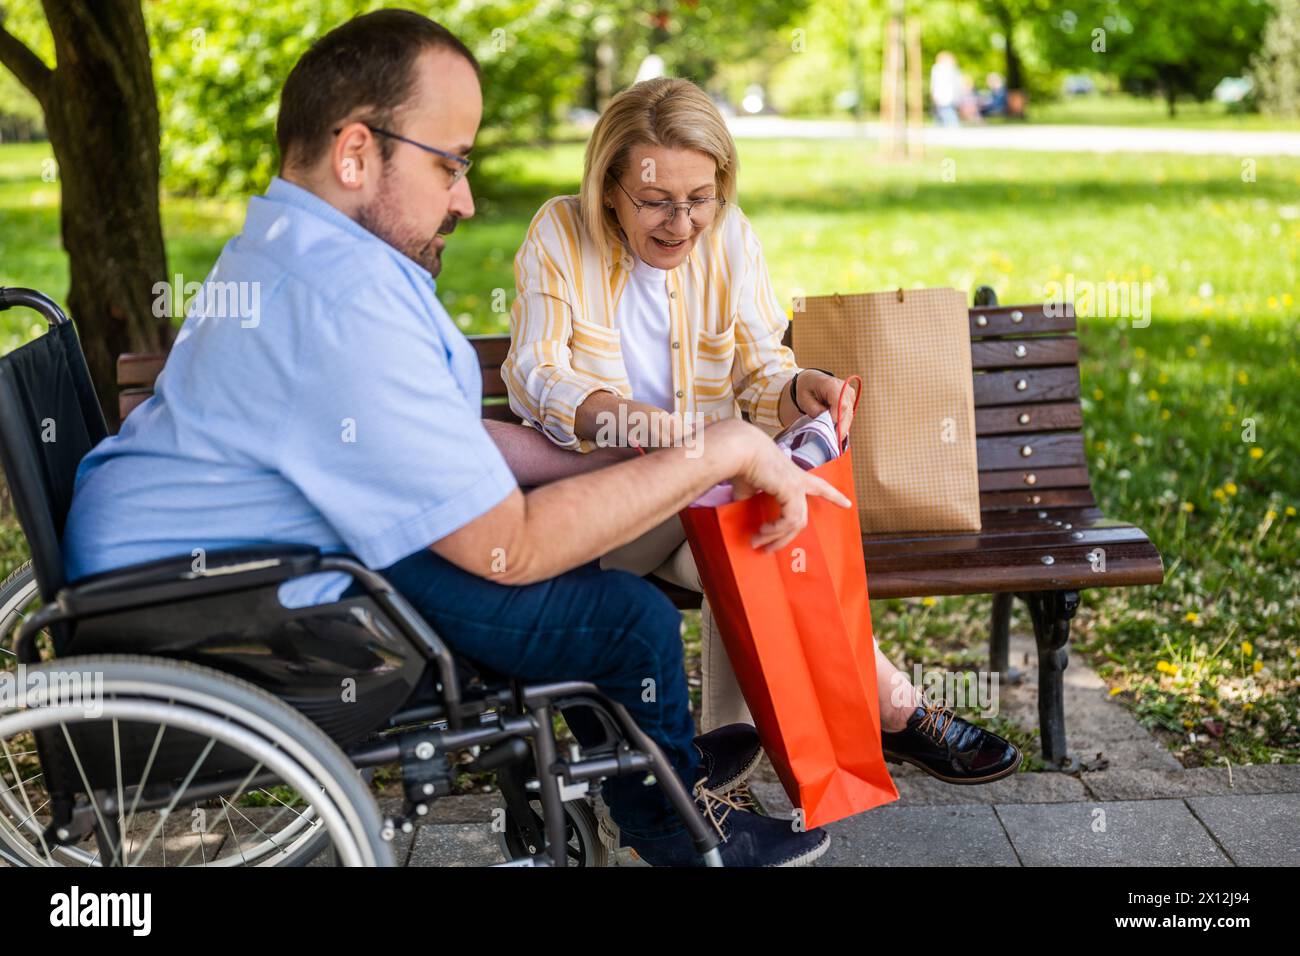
[63,177,518,606]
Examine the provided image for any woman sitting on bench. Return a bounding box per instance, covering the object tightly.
[491,77,1021,791]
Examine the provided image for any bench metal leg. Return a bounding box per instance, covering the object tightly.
[989,592,1013,673]
[1020,589,1081,772]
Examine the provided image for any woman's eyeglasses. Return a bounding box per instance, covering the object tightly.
[332,124,473,186]
[611,177,726,227]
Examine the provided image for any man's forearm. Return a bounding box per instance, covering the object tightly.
[509,419,751,582]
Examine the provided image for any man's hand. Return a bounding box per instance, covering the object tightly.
[729,427,852,552]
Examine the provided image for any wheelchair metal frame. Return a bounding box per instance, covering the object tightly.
[0,286,723,867]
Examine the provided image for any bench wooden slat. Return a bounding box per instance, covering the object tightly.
[969,303,1076,337]
[481,401,518,422]
[468,335,511,367]
[860,524,1150,559]
[975,402,1084,435]
[978,465,1091,493]
[970,336,1079,369]
[117,353,166,387]
[863,540,1163,599]
[976,432,1086,471]
[973,367,1080,407]
[980,487,1097,510]
[867,506,1110,539]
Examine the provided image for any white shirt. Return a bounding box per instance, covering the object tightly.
[615,254,676,411]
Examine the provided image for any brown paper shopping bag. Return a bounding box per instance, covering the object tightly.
[793,287,981,533]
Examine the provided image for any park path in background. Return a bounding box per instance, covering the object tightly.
[727,115,1300,157]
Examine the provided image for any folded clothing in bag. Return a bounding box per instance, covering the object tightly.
[689,411,842,507]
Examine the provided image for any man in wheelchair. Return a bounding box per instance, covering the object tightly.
[58,10,848,867]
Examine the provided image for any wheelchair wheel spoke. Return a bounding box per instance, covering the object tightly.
[126,736,216,867]
[1,734,53,861]
[173,760,265,867]
[59,721,124,866]
[122,722,168,843]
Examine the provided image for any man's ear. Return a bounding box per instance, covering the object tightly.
[332,121,375,191]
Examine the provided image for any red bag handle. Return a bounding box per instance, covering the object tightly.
[834,374,862,450]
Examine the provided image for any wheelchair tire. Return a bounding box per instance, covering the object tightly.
[497,795,609,867]
[0,654,394,866]
[0,560,37,660]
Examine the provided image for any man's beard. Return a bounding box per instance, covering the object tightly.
[355,178,455,277]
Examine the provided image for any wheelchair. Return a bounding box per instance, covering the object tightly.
[0,286,723,867]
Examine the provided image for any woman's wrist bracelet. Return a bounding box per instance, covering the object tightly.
[790,368,835,417]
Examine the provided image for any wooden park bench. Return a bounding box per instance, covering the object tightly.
[115,287,1164,770]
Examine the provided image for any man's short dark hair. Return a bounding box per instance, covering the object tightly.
[276,9,480,171]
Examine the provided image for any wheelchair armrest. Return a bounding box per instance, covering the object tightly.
[57,545,328,618]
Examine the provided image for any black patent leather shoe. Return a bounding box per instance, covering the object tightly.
[881,702,1021,784]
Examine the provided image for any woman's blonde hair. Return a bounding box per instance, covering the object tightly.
[580,77,738,257]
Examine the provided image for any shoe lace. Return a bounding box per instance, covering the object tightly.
[915,698,960,744]
[692,780,760,841]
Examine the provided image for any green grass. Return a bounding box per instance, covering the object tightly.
[1,136,1296,767]
[1022,94,1300,131]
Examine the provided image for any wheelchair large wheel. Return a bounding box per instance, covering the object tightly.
[0,654,392,866]
[497,795,608,867]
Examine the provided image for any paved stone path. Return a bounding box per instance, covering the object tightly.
[724,115,1300,157]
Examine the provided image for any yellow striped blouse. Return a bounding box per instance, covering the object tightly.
[502,195,799,452]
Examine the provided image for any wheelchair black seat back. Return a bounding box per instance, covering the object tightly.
[0,286,721,867]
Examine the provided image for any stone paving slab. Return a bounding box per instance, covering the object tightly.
[1184,794,1300,866]
[995,800,1232,867]
[406,822,505,867]
[1083,765,1300,801]
[820,803,1021,867]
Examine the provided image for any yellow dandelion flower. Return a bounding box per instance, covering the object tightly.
[1252,660,1263,673]
[1109,687,1123,696]
[1243,702,1253,712]
[1267,296,1278,309]
[1199,334,1212,348]
[1181,502,1195,513]
[1184,611,1199,623]
[1213,488,1227,501]
[1237,371,1249,385]
[1135,346,1147,359]
[1146,389,1160,402]
[1286,506,1297,517]
[1241,641,1253,657]
[1156,660,1172,674]
[1092,388,1104,401]
[1161,408,1171,421]
[1225,482,1238,496]
[1182,720,1194,729]
[1284,293,1294,307]
[1186,345,1197,358]
[1266,509,1278,521]
[1250,447,1263,459]
[921,597,936,607]
[1227,403,1237,415]
[1157,372,1169,384]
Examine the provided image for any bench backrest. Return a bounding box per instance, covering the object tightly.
[117,300,1091,515]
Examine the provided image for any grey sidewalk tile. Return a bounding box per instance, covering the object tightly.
[1083,765,1300,802]
[405,822,505,867]
[1185,794,1300,866]
[890,766,1089,805]
[995,799,1232,866]
[818,803,1021,867]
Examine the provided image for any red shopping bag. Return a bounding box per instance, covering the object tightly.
[679,387,898,828]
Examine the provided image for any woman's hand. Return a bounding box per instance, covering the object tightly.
[793,370,858,436]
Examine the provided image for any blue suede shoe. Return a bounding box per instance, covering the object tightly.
[694,722,763,792]
[622,783,830,867]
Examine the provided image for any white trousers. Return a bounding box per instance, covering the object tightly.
[600,516,753,732]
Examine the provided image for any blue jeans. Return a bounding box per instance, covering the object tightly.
[375,548,698,839]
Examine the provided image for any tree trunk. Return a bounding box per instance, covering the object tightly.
[1,1,171,430]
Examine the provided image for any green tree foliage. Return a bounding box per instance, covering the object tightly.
[1031,0,1273,114]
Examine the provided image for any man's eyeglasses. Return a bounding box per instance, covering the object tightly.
[332,124,473,186]
[611,177,726,228]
